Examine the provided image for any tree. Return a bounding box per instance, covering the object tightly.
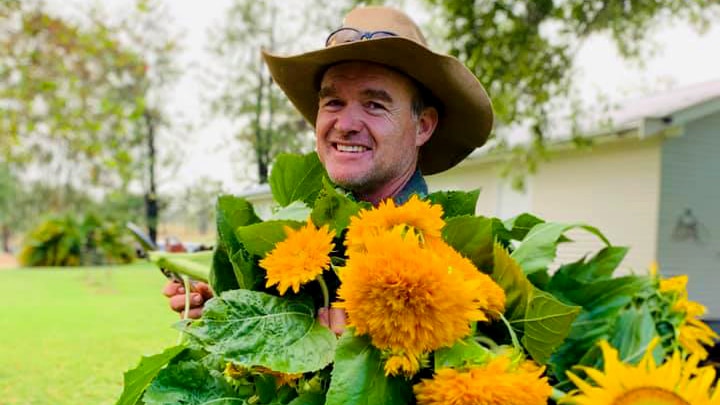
[117,0,183,244]
[0,0,147,189]
[206,0,352,184]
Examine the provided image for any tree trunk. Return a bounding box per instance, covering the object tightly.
[1,224,11,253]
[144,110,159,244]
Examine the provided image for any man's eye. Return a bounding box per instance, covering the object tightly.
[366,101,386,111]
[322,99,343,108]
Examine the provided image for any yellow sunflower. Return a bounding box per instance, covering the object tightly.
[562,340,720,405]
[427,238,506,318]
[335,226,504,376]
[413,355,552,405]
[344,195,444,254]
[260,219,335,295]
[660,275,718,359]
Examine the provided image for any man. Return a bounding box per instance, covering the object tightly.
[164,6,493,326]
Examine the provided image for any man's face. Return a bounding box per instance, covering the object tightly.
[316,62,436,196]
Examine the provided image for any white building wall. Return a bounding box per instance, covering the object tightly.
[531,138,663,274]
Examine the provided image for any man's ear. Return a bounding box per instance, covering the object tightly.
[415,107,438,147]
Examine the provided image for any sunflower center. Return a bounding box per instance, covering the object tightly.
[613,387,690,405]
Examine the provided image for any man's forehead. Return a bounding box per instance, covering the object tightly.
[319,61,415,93]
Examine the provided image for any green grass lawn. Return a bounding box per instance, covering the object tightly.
[0,262,180,405]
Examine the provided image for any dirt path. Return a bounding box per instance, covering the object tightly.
[0,253,18,269]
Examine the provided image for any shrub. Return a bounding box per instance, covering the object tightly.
[19,213,135,267]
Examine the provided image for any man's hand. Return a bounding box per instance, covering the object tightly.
[318,307,346,335]
[163,280,213,319]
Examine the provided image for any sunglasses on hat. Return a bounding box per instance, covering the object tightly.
[325,27,398,47]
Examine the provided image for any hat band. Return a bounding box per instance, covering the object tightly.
[325,27,398,47]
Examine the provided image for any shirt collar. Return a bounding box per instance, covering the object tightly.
[391,168,427,205]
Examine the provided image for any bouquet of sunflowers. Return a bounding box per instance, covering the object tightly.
[117,152,719,405]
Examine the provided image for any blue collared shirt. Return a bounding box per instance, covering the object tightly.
[392,168,428,205]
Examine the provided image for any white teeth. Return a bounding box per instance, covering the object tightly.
[336,144,368,153]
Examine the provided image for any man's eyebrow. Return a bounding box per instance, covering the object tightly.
[318,85,337,99]
[362,89,393,103]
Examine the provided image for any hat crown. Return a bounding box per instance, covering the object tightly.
[341,6,428,46]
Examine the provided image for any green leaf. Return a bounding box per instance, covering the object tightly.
[212,195,261,291]
[269,152,326,207]
[269,201,312,221]
[325,331,412,405]
[491,242,532,322]
[502,213,545,241]
[287,392,326,405]
[210,244,239,293]
[185,290,336,373]
[434,337,491,369]
[549,246,628,288]
[235,220,304,258]
[521,288,581,364]
[142,359,242,405]
[229,247,264,291]
[426,189,480,218]
[115,345,186,405]
[443,215,496,271]
[511,222,610,275]
[310,178,361,233]
[216,195,261,256]
[609,304,662,364]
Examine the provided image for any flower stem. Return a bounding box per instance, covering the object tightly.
[317,274,330,308]
[177,274,191,345]
[550,387,567,403]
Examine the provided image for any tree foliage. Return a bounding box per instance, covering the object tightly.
[206,0,354,184]
[0,0,146,187]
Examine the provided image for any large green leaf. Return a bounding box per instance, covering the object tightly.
[325,331,412,405]
[426,189,480,219]
[511,222,610,275]
[215,195,261,256]
[115,345,186,405]
[269,152,326,207]
[229,247,264,291]
[212,195,261,292]
[185,290,336,373]
[311,178,362,233]
[491,242,533,322]
[210,244,239,293]
[443,215,496,271]
[434,337,491,369]
[142,359,243,405]
[521,288,581,364]
[235,220,304,258]
[269,201,312,221]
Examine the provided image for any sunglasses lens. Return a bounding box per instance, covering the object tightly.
[326,28,361,47]
[326,29,398,47]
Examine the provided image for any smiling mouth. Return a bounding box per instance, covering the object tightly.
[334,143,369,153]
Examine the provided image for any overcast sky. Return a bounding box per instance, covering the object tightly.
[51,0,720,193]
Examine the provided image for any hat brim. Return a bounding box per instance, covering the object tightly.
[263,37,493,175]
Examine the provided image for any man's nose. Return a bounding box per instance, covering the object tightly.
[333,105,362,134]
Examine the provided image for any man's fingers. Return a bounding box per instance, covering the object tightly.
[162,280,183,297]
[318,307,330,328]
[169,292,205,312]
[328,308,347,335]
[182,307,204,319]
[193,282,214,300]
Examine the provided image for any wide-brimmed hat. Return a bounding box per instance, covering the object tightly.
[262,6,493,174]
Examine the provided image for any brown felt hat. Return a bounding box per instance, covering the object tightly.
[262,6,493,174]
